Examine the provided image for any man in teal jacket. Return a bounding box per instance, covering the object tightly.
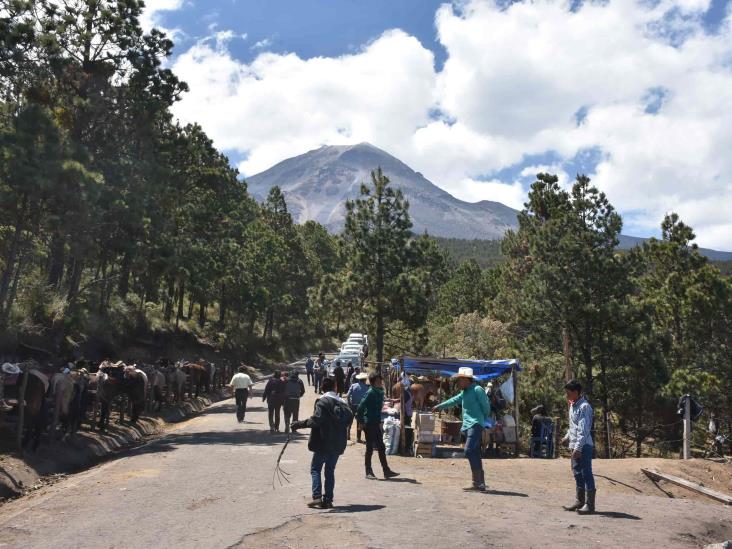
[357,372,399,480]
[433,367,491,491]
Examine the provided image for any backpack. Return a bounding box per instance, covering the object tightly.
[285,378,302,399]
[329,397,354,428]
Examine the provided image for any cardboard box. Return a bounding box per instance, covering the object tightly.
[417,413,435,431]
[416,431,437,443]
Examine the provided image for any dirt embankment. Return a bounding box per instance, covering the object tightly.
[0,392,227,501]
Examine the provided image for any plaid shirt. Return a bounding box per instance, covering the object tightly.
[566,396,594,451]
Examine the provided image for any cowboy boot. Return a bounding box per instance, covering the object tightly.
[478,470,487,491]
[563,487,585,511]
[463,469,481,491]
[577,490,596,515]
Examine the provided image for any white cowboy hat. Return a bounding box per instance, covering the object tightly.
[355,372,368,381]
[1,362,21,375]
[454,367,474,379]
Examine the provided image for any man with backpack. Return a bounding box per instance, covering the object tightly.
[313,353,325,394]
[283,370,306,434]
[291,378,353,509]
[305,354,314,386]
[262,370,286,433]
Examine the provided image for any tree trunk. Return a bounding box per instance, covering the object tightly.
[218,283,227,327]
[0,194,28,310]
[187,293,194,320]
[66,254,84,305]
[198,300,206,327]
[164,278,174,322]
[47,231,65,288]
[1,251,24,325]
[117,250,132,298]
[375,312,384,375]
[176,280,185,327]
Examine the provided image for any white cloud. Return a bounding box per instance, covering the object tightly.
[169,0,732,250]
[451,178,527,210]
[251,38,273,51]
[140,0,185,36]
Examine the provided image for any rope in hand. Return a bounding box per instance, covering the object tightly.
[272,433,293,490]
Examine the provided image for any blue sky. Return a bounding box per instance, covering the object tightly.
[147,0,732,249]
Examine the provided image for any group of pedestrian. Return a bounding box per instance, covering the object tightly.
[230,360,597,515]
[261,369,306,433]
[304,352,357,397]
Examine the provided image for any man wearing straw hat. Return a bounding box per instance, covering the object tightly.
[433,366,491,492]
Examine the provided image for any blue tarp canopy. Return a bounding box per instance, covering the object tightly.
[398,357,521,381]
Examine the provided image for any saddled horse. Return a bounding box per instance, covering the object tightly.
[95,361,147,430]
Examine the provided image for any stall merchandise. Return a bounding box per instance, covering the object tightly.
[396,357,522,457]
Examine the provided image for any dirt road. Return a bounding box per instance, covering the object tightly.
[0,374,729,548]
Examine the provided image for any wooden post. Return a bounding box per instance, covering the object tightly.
[399,378,406,456]
[512,365,520,457]
[683,395,691,460]
[16,363,30,452]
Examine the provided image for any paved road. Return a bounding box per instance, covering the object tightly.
[0,368,730,548]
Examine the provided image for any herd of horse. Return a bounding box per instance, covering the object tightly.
[2,359,222,450]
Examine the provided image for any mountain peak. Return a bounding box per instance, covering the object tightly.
[245,144,519,239]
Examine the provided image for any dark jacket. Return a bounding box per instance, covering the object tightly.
[262,377,285,406]
[357,386,384,425]
[300,394,353,455]
[334,365,345,386]
[284,375,305,399]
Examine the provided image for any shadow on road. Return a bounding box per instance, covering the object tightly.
[484,489,529,497]
[328,504,386,514]
[379,477,420,484]
[595,474,643,493]
[129,429,283,456]
[201,404,266,415]
[594,511,641,520]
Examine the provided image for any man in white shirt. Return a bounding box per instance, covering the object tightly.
[229,366,254,422]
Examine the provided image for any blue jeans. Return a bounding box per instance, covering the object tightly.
[311,452,339,503]
[463,424,484,471]
[571,444,595,491]
[314,373,322,393]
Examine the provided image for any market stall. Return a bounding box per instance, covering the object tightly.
[394,356,522,457]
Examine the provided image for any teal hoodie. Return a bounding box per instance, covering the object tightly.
[436,382,491,430]
[356,386,384,425]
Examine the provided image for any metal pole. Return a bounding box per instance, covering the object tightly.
[512,365,520,457]
[683,395,691,460]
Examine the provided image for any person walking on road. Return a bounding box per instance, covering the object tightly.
[346,372,368,442]
[291,378,353,509]
[228,366,254,422]
[305,354,314,386]
[283,370,306,433]
[433,367,490,491]
[333,360,345,396]
[561,379,596,515]
[357,372,399,480]
[345,361,355,387]
[313,353,325,394]
[262,370,286,433]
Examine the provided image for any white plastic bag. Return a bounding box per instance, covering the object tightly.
[383,416,401,455]
[499,377,515,404]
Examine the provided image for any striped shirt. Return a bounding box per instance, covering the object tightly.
[566,396,594,451]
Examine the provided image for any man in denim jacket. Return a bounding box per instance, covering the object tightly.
[562,379,596,515]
